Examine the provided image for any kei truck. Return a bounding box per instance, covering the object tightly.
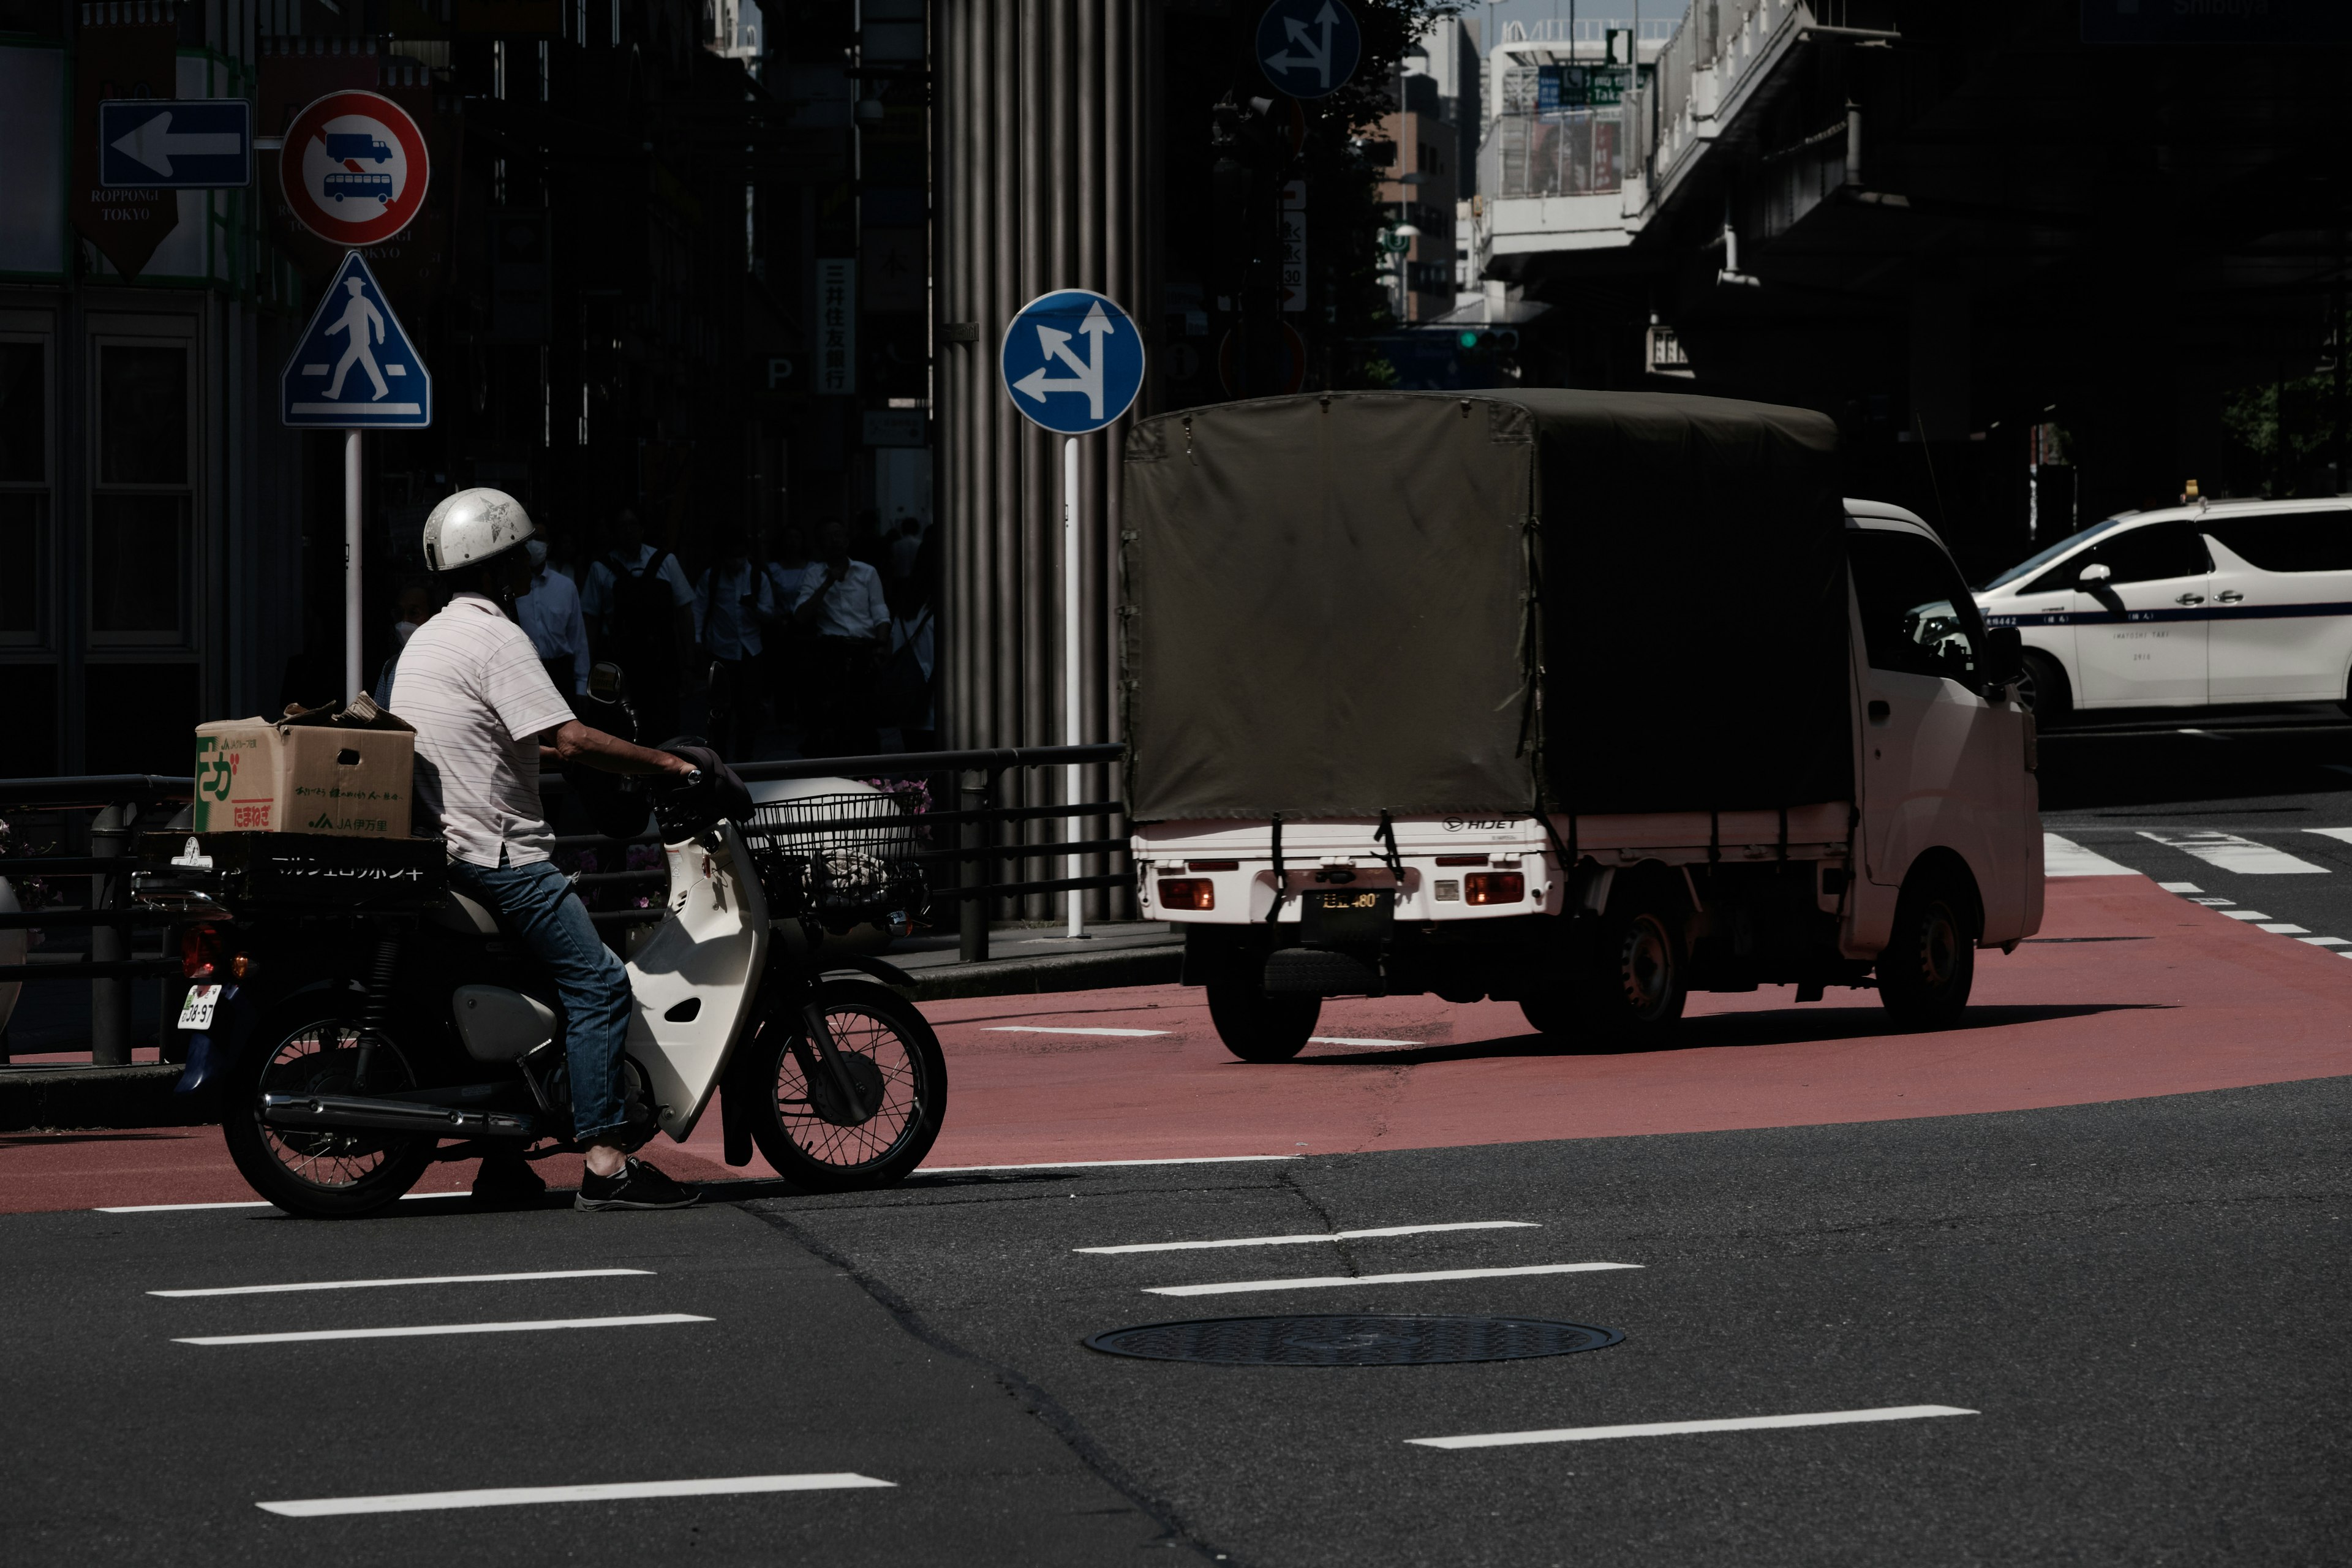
[1120,389,2044,1061]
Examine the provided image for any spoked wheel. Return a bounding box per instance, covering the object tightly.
[1581,874,1689,1049]
[742,979,946,1191]
[221,1003,434,1218]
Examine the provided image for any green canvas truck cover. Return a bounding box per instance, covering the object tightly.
[1120,388,1849,824]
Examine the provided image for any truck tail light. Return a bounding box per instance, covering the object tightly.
[1157,878,1215,910]
[180,924,225,979]
[1463,872,1525,905]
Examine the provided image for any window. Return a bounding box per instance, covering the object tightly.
[89,341,191,643]
[1849,529,1983,682]
[0,337,46,645]
[2202,510,2352,573]
[2022,520,2209,594]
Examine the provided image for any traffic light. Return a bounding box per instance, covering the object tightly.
[1456,328,1521,357]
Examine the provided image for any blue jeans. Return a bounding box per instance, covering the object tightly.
[447,854,633,1146]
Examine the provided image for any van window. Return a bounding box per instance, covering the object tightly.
[2022,520,2209,594]
[1849,530,1981,682]
[2202,510,2352,573]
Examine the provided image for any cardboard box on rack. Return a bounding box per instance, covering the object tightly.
[191,697,417,839]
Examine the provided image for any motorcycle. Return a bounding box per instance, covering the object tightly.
[137,764,946,1219]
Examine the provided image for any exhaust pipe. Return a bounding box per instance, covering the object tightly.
[261,1092,541,1140]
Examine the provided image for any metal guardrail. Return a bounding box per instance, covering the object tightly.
[0,775,195,1067]
[0,745,1135,1065]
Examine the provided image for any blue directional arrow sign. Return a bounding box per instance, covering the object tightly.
[999,289,1145,436]
[99,99,253,189]
[281,252,431,429]
[1257,0,1360,100]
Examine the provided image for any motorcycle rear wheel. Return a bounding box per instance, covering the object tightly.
[221,1001,435,1219]
[742,979,946,1192]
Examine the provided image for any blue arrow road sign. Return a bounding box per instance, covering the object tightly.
[1257,0,1360,99]
[98,99,252,189]
[999,289,1145,436]
[282,252,431,429]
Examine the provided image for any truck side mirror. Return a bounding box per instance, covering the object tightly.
[2076,561,2112,586]
[1985,625,2024,693]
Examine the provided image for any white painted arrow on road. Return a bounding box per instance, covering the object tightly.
[1264,1,1341,89]
[1011,298,1114,419]
[110,112,243,178]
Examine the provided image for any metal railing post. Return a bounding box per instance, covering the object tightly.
[958,768,991,963]
[88,802,131,1066]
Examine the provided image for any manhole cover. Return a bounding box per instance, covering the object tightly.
[1085,1314,1622,1366]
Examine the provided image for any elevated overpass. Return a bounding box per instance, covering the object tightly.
[1470,1,2352,578]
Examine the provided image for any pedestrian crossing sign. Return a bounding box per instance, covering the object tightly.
[281,251,431,429]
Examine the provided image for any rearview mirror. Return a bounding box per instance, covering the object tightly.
[2077,561,2113,586]
[1984,625,2024,692]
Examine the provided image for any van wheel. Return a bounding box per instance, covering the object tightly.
[1206,981,1319,1063]
[1877,865,1980,1030]
[2016,649,2070,723]
[1586,881,1687,1045]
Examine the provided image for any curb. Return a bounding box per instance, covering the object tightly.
[1,947,1187,1129]
[0,1065,218,1133]
[891,943,1184,1003]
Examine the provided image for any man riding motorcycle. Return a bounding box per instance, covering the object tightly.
[391,486,703,1211]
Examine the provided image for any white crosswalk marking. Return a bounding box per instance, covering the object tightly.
[2158,881,2203,892]
[2303,828,2352,846]
[2042,834,2139,876]
[2137,831,2328,875]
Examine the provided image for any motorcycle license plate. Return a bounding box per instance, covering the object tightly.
[177,984,222,1031]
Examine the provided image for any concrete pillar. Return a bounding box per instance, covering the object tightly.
[936,0,1158,918]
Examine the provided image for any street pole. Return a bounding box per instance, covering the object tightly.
[1063,434,1085,939]
[344,429,363,703]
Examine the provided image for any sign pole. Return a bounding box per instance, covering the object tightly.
[344,429,363,702]
[1063,434,1084,939]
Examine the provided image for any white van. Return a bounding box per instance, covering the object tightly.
[1975,497,2352,718]
[1120,391,2043,1062]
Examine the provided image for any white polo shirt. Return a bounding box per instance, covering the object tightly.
[388,592,575,868]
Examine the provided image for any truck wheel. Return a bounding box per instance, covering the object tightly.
[1206,981,1319,1063]
[1876,867,1979,1030]
[1588,893,1687,1045]
[2017,649,2070,724]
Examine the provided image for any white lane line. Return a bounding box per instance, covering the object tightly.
[2304,827,2352,845]
[2218,910,2274,921]
[2158,881,2203,892]
[1077,1221,1538,1255]
[983,1026,1170,1038]
[2256,923,2313,935]
[2187,897,2236,906]
[2042,834,2140,876]
[1145,1262,1638,1297]
[2137,829,2329,875]
[152,1268,654,1298]
[1309,1036,1425,1047]
[2177,728,2230,740]
[1407,1404,1978,1449]
[98,1192,471,1215]
[918,1155,1300,1174]
[2299,937,2352,948]
[175,1313,709,1346]
[257,1472,895,1517]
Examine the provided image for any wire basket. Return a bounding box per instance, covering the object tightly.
[740,791,929,930]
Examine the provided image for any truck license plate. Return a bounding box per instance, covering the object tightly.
[177,984,222,1031]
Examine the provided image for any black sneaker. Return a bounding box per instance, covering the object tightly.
[574,1157,701,1212]
[471,1152,548,1209]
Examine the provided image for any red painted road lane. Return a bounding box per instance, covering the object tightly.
[9,876,2350,1215]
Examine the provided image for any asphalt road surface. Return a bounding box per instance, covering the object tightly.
[6,718,2351,1566]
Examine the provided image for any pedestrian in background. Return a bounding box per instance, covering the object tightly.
[372,583,438,709]
[761,524,814,741]
[791,517,891,756]
[582,507,696,745]
[517,537,592,701]
[696,527,774,760]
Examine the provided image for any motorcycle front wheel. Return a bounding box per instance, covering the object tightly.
[220,1000,435,1218]
[741,979,946,1192]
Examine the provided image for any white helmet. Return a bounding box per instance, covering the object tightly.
[421,487,535,573]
